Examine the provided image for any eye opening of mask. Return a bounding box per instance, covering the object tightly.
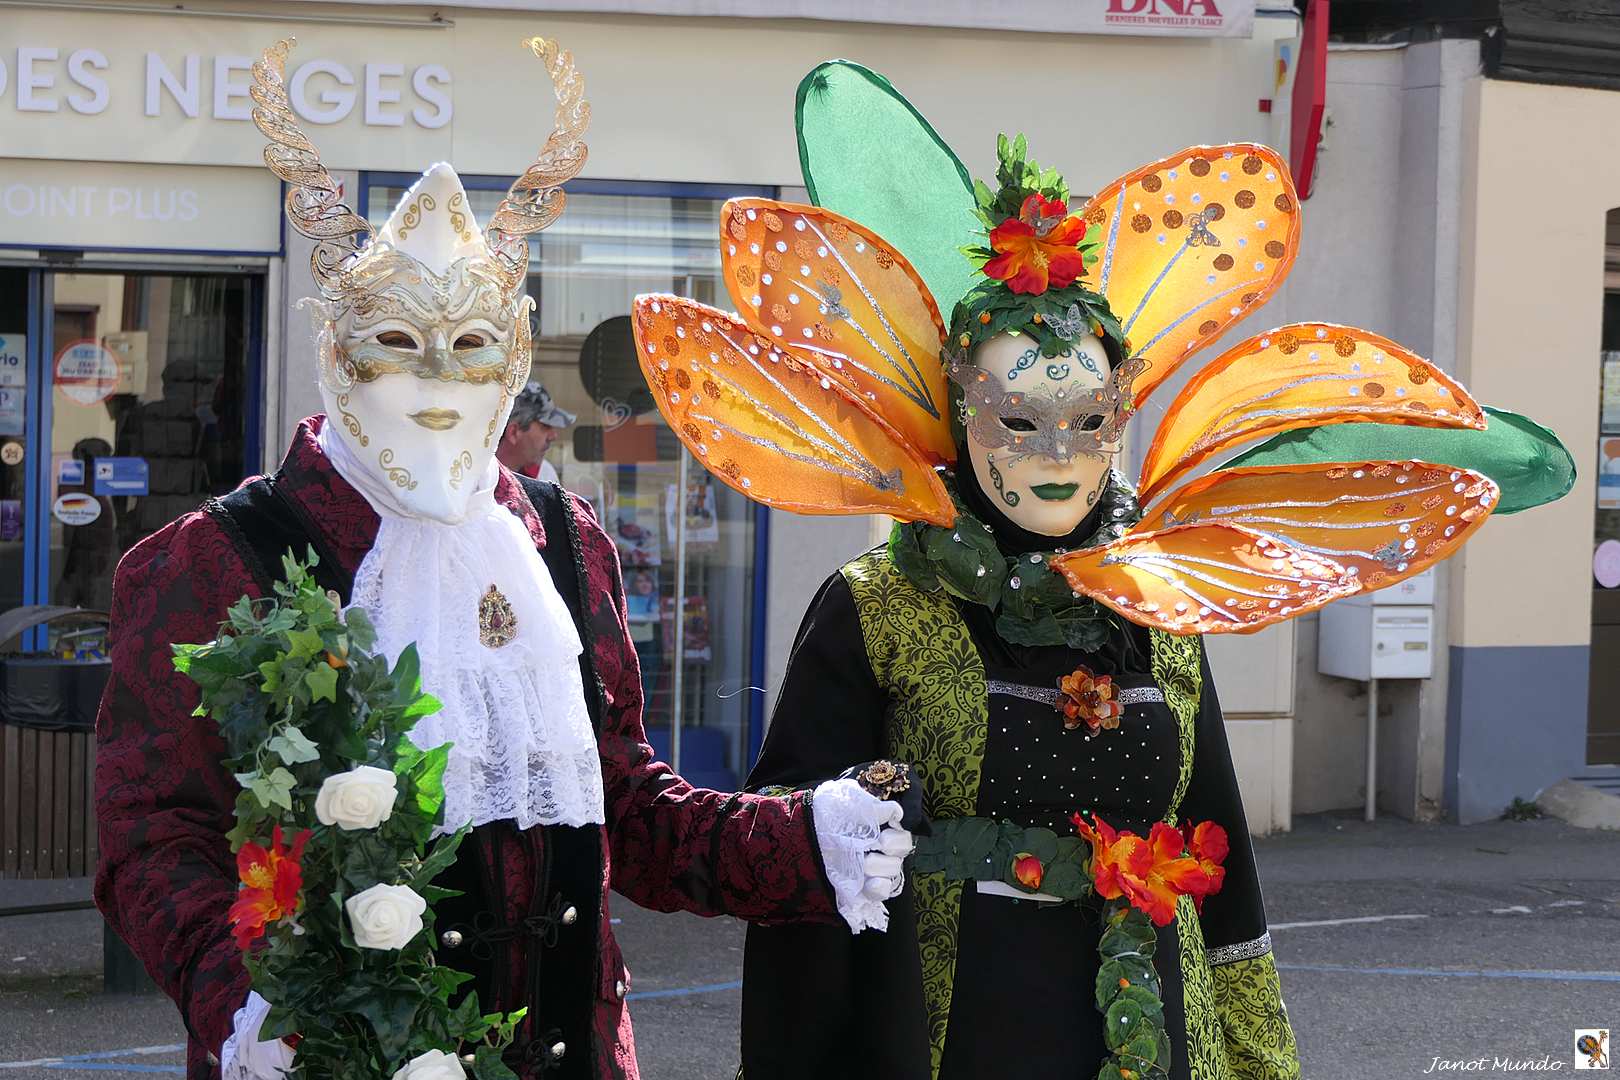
[999,416,1038,433]
[454,331,491,349]
[374,329,420,350]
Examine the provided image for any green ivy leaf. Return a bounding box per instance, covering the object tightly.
[304,663,340,704]
[472,1045,520,1080]
[250,767,297,812]
[414,824,468,887]
[345,607,377,653]
[267,725,320,765]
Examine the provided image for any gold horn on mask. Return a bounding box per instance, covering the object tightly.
[250,38,373,298]
[485,36,591,288]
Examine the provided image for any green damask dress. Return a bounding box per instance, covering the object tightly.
[740,507,1301,1080]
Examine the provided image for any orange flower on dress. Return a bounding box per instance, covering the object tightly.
[983,193,1089,295]
[1057,665,1124,734]
[1180,819,1230,912]
[229,824,311,950]
[1071,813,1209,927]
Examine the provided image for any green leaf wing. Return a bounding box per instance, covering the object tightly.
[796,60,980,318]
[1222,406,1574,515]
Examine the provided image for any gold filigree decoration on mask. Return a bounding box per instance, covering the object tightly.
[396,193,436,241]
[379,448,417,491]
[485,37,591,292]
[448,192,473,244]
[335,394,369,447]
[448,450,475,490]
[249,40,372,298]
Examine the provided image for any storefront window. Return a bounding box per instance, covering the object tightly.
[366,181,761,788]
[0,268,256,797]
[45,273,256,613]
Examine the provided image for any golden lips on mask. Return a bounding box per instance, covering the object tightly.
[947,356,1146,463]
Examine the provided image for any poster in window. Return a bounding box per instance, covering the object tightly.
[609,490,663,568]
[666,480,721,546]
[1604,354,1620,434]
[1600,436,1620,511]
[661,595,712,663]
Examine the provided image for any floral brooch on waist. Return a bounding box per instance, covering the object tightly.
[1058,665,1123,734]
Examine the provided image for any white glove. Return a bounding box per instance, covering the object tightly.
[811,778,915,933]
[220,991,294,1079]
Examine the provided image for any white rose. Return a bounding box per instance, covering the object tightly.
[315,765,398,830]
[391,1049,466,1080]
[345,883,426,951]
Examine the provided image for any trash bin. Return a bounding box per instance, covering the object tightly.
[0,606,109,880]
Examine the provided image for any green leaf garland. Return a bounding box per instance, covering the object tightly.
[173,552,525,1080]
[888,471,1142,650]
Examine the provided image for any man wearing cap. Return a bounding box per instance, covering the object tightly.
[499,380,576,484]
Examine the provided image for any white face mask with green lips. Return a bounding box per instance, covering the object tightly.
[957,331,1128,537]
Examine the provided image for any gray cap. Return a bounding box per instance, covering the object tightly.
[509,381,576,429]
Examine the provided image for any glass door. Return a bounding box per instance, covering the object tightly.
[40,271,259,616]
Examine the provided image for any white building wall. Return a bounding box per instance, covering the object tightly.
[1282,40,1479,819]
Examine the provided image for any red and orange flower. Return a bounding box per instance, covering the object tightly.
[1071,813,1226,926]
[1058,665,1124,734]
[229,824,312,950]
[1180,819,1230,912]
[1012,852,1045,891]
[984,193,1089,295]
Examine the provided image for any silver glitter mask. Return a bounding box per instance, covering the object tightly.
[947,355,1146,463]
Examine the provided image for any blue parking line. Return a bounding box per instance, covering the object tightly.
[41,1066,183,1075]
[33,1048,185,1064]
[1279,962,1620,982]
[627,979,742,1000]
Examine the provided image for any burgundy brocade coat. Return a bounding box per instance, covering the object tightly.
[93,416,837,1080]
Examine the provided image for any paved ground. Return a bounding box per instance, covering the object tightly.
[3,812,1617,1079]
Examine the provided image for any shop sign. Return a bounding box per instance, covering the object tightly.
[54,339,121,405]
[0,334,24,438]
[0,333,23,387]
[1597,539,1620,590]
[0,10,458,173]
[341,0,1257,37]
[52,491,101,526]
[93,456,149,496]
[1,158,281,254]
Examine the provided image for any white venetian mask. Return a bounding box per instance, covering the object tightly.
[314,164,532,524]
[959,330,1130,537]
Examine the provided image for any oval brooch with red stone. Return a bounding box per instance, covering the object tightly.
[478,585,517,648]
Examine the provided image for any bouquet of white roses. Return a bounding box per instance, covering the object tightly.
[175,551,526,1080]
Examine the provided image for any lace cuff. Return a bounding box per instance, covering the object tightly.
[220,991,294,1080]
[811,778,901,933]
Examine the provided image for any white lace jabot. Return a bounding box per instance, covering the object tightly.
[319,422,605,832]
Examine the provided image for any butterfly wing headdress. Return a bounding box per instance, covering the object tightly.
[632,60,1574,635]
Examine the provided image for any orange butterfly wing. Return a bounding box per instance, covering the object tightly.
[633,295,954,526]
[1080,144,1300,404]
[1052,523,1359,635]
[1141,462,1499,592]
[719,199,955,465]
[1137,324,1486,507]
